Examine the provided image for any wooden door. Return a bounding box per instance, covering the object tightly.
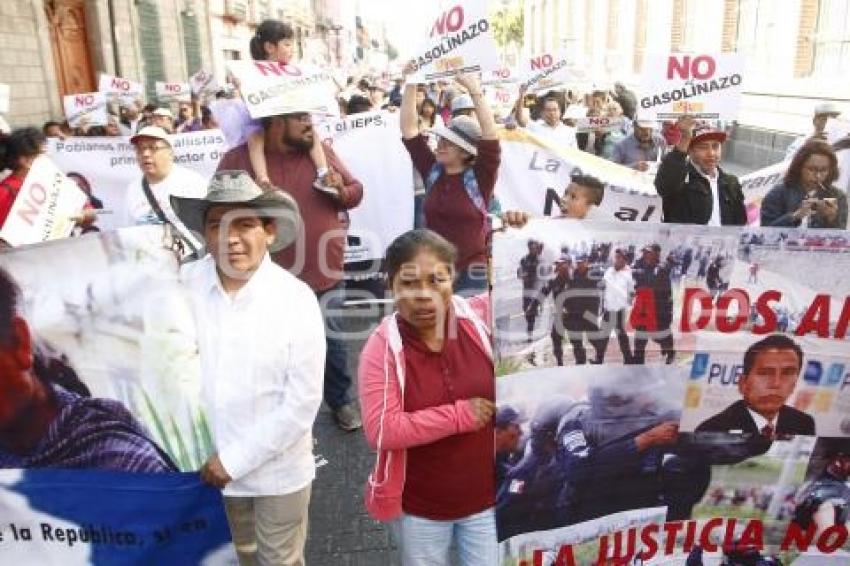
[45,0,97,96]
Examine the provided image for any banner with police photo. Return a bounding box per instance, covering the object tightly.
[493,219,850,564]
[0,225,233,563]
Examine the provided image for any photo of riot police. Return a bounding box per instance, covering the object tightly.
[495,364,686,542]
[791,438,850,539]
[492,220,739,372]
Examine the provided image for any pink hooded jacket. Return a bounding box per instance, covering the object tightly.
[357,294,492,521]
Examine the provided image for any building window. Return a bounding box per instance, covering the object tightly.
[812,0,850,77]
[735,0,780,79]
[137,0,165,101]
[224,49,241,61]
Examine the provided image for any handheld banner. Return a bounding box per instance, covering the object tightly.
[493,219,850,564]
[190,69,219,96]
[62,92,108,128]
[155,81,191,103]
[639,54,745,121]
[98,73,143,105]
[520,51,590,93]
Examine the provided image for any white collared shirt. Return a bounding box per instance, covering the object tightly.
[695,166,721,227]
[528,119,578,149]
[747,407,777,434]
[181,254,326,497]
[603,265,634,312]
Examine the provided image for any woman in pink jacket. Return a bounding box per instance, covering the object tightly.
[358,228,497,565]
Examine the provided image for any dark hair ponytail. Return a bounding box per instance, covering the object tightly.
[250,19,294,61]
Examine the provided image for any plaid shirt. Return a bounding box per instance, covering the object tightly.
[0,385,177,473]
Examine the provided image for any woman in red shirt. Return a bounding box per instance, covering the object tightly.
[400,67,501,295]
[358,228,497,564]
[0,128,47,231]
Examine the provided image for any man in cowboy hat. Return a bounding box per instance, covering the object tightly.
[654,116,746,225]
[172,171,326,566]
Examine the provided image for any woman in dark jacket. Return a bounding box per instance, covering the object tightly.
[761,141,847,229]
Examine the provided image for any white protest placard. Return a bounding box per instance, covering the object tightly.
[190,69,219,96]
[98,73,143,105]
[62,92,108,127]
[226,60,338,120]
[486,83,519,109]
[575,115,627,133]
[483,66,519,85]
[639,53,745,121]
[825,117,850,144]
[0,84,9,114]
[520,51,590,92]
[318,110,414,261]
[0,156,88,246]
[408,0,499,82]
[155,81,191,103]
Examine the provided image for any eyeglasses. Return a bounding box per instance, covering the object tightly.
[134,143,170,154]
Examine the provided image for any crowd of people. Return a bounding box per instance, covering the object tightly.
[1,13,850,566]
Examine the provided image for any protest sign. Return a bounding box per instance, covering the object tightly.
[318,110,414,262]
[520,51,590,93]
[0,469,232,564]
[226,60,338,119]
[825,117,850,145]
[483,66,519,85]
[62,92,108,128]
[493,219,850,564]
[485,83,518,110]
[98,73,143,105]
[639,53,745,120]
[0,227,233,562]
[47,130,227,231]
[408,0,499,82]
[495,128,662,222]
[0,83,10,113]
[155,81,191,103]
[0,156,87,247]
[574,115,627,133]
[189,69,219,96]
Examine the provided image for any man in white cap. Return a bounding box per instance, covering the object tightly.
[173,170,324,566]
[151,108,175,133]
[785,102,842,161]
[124,125,207,253]
[513,86,578,149]
[612,116,667,171]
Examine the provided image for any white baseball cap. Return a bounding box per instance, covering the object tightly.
[814,102,841,117]
[130,126,172,146]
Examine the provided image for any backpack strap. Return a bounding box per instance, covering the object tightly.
[141,177,200,260]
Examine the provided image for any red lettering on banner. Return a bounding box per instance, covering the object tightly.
[430,5,464,36]
[111,78,130,91]
[666,55,716,80]
[637,524,659,560]
[17,183,47,226]
[493,68,509,79]
[699,517,724,552]
[630,288,658,331]
[795,294,830,338]
[752,290,781,334]
[75,95,94,107]
[530,54,553,71]
[165,84,180,92]
[254,61,302,77]
[681,288,712,332]
[715,289,749,333]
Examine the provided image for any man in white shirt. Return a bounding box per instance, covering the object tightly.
[600,248,635,363]
[172,170,325,565]
[124,126,207,253]
[513,88,578,149]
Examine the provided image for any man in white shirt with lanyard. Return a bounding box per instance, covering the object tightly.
[124,126,207,254]
[600,248,635,364]
[173,171,325,565]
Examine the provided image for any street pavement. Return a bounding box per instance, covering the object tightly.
[306,307,400,566]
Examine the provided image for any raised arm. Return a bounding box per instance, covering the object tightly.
[513,84,529,127]
[456,73,497,140]
[400,61,420,140]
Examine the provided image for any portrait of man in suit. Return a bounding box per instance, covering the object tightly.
[696,334,815,437]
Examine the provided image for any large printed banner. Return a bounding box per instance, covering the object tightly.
[495,128,662,223]
[639,53,745,121]
[226,60,338,119]
[0,226,233,563]
[318,110,414,262]
[0,156,87,247]
[47,130,227,230]
[408,0,499,82]
[493,219,850,564]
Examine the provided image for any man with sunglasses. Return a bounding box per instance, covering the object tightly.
[124,126,207,251]
[216,109,364,432]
